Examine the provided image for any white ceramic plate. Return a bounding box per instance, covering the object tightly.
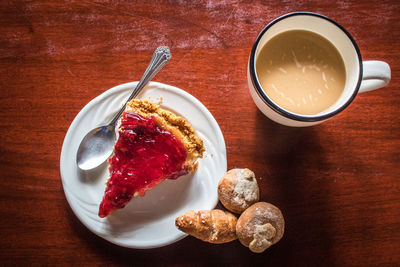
[60,82,227,249]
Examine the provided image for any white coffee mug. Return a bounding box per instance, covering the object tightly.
[248,12,391,127]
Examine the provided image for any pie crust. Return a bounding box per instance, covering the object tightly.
[124,99,205,171]
[98,99,205,218]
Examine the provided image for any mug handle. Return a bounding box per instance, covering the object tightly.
[359,61,391,93]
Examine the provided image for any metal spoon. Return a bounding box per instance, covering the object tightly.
[76,46,171,171]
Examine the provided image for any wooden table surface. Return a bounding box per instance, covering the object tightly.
[1,0,399,266]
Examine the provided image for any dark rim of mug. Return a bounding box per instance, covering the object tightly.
[249,12,363,122]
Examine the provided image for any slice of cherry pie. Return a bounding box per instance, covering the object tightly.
[99,99,205,218]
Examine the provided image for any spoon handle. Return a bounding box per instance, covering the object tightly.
[109,46,172,125]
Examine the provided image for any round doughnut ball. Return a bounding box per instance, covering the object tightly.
[236,202,285,253]
[218,168,259,214]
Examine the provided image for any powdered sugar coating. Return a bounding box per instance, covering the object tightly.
[233,169,259,208]
[249,223,276,253]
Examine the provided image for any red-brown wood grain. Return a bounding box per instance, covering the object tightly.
[0,0,399,266]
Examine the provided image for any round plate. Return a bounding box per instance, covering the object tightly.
[60,82,227,249]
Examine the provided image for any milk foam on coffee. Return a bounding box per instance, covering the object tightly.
[256,30,346,115]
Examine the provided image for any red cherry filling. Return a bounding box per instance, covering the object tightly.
[99,112,188,218]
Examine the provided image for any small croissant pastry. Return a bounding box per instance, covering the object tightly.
[175,209,237,244]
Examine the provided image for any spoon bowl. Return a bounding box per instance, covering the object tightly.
[76,125,116,171]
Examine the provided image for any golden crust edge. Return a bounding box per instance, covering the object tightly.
[124,99,205,171]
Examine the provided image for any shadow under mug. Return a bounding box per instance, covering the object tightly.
[248,12,391,127]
